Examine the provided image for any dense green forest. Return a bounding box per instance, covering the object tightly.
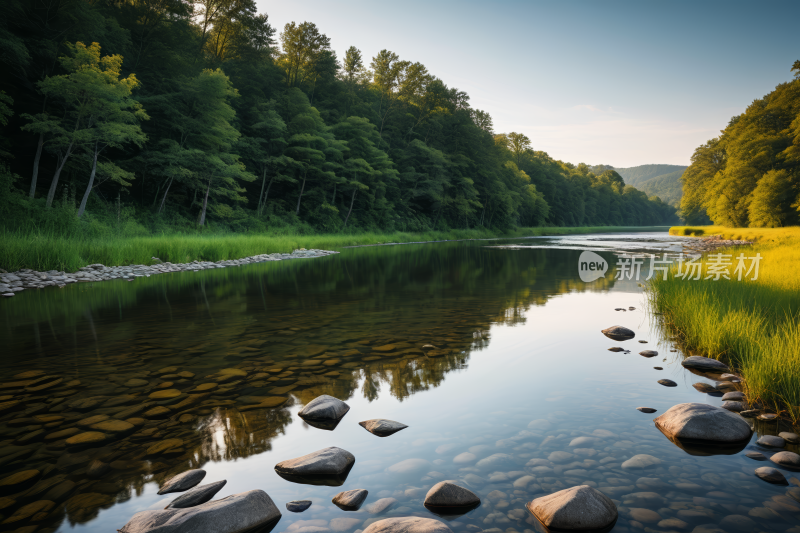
[612,165,686,207]
[0,0,678,238]
[681,61,800,227]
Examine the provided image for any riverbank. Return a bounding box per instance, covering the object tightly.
[649,225,800,423]
[0,226,666,273]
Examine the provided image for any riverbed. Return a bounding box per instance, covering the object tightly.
[0,231,797,533]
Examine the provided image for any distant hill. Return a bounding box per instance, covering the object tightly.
[613,164,687,207]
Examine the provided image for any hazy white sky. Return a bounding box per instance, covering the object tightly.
[260,0,800,168]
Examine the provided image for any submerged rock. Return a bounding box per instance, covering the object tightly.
[274,447,355,486]
[654,403,752,444]
[286,500,312,513]
[359,419,408,437]
[526,485,617,531]
[166,480,227,509]
[770,451,800,470]
[755,467,788,485]
[332,488,368,510]
[363,517,452,533]
[681,356,729,373]
[119,490,281,533]
[158,470,207,495]
[424,481,480,509]
[621,455,661,470]
[601,326,635,341]
[745,451,767,461]
[367,498,397,514]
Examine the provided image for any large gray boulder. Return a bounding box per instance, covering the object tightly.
[601,326,635,341]
[119,490,281,533]
[158,470,207,495]
[359,419,408,437]
[363,517,452,533]
[681,356,729,373]
[274,447,355,486]
[332,488,368,510]
[298,395,350,430]
[654,403,752,444]
[166,480,227,509]
[423,481,480,509]
[526,485,617,531]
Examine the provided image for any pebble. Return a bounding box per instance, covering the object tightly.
[286,500,312,513]
[758,413,778,421]
[657,379,677,387]
[757,435,786,448]
[637,407,657,413]
[755,467,788,485]
[780,432,800,444]
[639,350,658,357]
[622,455,661,469]
[770,451,800,470]
[332,489,368,511]
[746,452,767,461]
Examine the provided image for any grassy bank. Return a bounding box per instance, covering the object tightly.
[0,226,664,272]
[650,225,800,423]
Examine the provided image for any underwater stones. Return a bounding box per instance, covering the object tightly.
[770,451,800,470]
[45,427,80,441]
[159,470,207,494]
[386,458,430,475]
[758,435,786,448]
[65,431,107,449]
[77,414,109,428]
[363,517,452,533]
[654,403,752,445]
[275,447,355,486]
[526,485,617,531]
[298,395,350,430]
[124,379,148,387]
[359,419,408,437]
[601,326,635,341]
[2,499,55,525]
[0,470,40,495]
[746,451,768,460]
[65,492,113,522]
[367,498,397,514]
[424,481,480,510]
[681,356,729,373]
[639,350,658,357]
[146,438,184,456]
[621,455,661,470]
[637,407,657,413]
[193,383,218,392]
[332,488,368,510]
[149,389,182,400]
[90,419,135,434]
[166,480,227,509]
[657,379,677,387]
[475,453,513,469]
[119,490,281,533]
[755,467,788,485]
[286,500,312,513]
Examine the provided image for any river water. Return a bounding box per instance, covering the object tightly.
[0,231,797,533]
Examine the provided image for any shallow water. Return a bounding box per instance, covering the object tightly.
[1,231,798,533]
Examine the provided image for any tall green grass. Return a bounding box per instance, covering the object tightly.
[650,225,800,422]
[0,226,664,272]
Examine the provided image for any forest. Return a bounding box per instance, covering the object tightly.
[0,0,678,239]
[680,60,800,227]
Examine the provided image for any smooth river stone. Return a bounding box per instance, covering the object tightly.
[332,488,368,510]
[692,383,717,393]
[159,469,207,494]
[608,347,625,352]
[424,481,480,508]
[124,379,148,387]
[147,438,184,456]
[722,401,746,412]
[758,435,786,448]
[639,350,658,357]
[681,356,729,373]
[770,451,800,470]
[166,480,227,509]
[746,452,767,461]
[722,391,745,401]
[298,395,350,421]
[654,403,752,443]
[621,455,662,469]
[755,467,788,485]
[367,497,397,514]
[657,379,677,387]
[601,326,635,341]
[119,490,281,533]
[780,432,800,444]
[90,420,135,434]
[274,447,355,486]
[286,500,312,513]
[363,517,452,533]
[359,419,408,437]
[637,407,657,413]
[192,383,217,392]
[65,432,107,447]
[149,389,182,400]
[526,485,618,531]
[77,414,110,428]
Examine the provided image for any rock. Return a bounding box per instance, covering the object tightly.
[286,500,312,513]
[125,379,149,387]
[147,438,184,456]
[2,499,55,525]
[0,470,41,495]
[424,481,480,509]
[332,489,368,510]
[159,470,207,494]
[367,498,397,514]
[746,452,767,461]
[119,490,281,533]
[601,326,635,341]
[149,389,182,400]
[77,414,109,428]
[637,407,657,413]
[722,391,745,401]
[780,432,800,444]
[692,382,717,393]
[87,459,109,479]
[658,379,677,387]
[759,413,778,421]
[681,356,729,373]
[621,455,661,469]
[65,492,113,522]
[90,419,135,434]
[386,458,430,474]
[740,410,760,418]
[298,395,350,430]
[654,403,752,444]
[658,518,688,529]
[770,451,800,470]
[526,485,617,531]
[166,480,227,509]
[608,347,625,352]
[722,401,746,412]
[755,467,788,485]
[757,435,786,448]
[65,431,107,448]
[628,508,661,523]
[144,406,172,418]
[359,419,408,437]
[719,514,757,531]
[362,517,452,533]
[274,447,355,486]
[639,350,658,357]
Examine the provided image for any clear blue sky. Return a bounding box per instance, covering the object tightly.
[261,0,799,168]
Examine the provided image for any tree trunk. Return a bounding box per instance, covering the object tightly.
[198,178,211,226]
[343,188,357,228]
[295,169,307,215]
[29,131,44,198]
[45,143,74,208]
[257,167,267,213]
[77,144,100,218]
[158,176,173,214]
[260,176,274,216]
[330,182,337,205]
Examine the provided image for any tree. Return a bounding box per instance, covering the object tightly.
[749,169,798,227]
[278,22,331,88]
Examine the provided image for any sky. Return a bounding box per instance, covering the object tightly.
[259,0,800,168]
